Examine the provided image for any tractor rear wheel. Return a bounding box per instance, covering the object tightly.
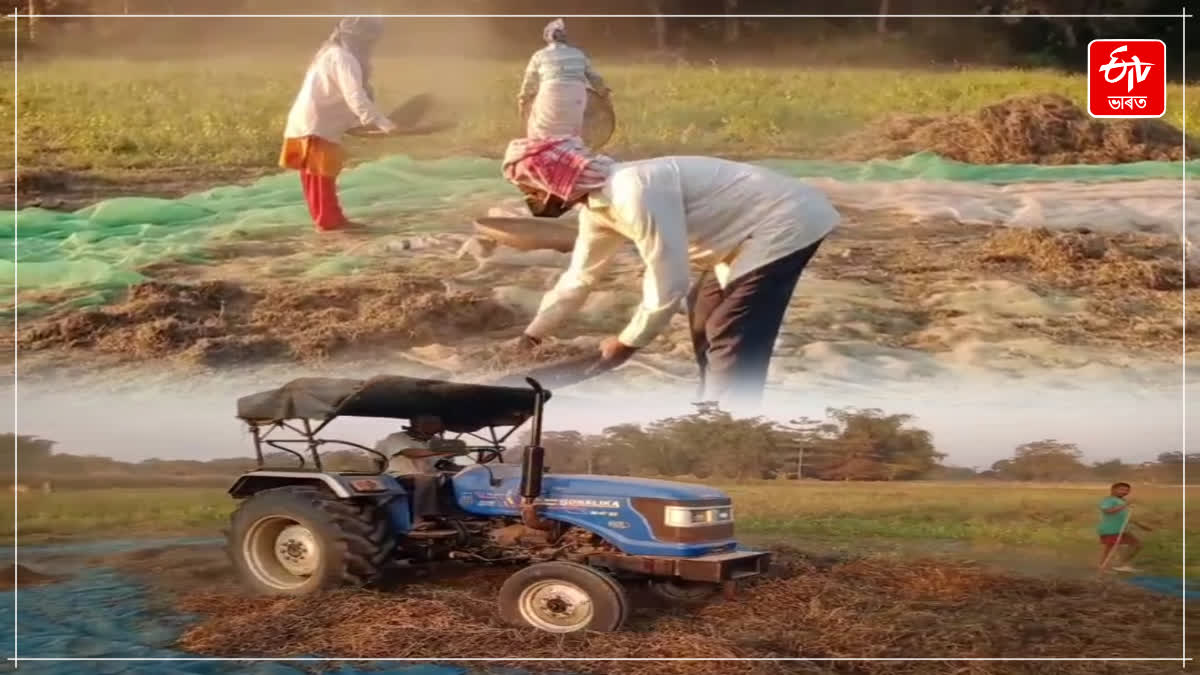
[227,486,394,596]
[498,561,628,633]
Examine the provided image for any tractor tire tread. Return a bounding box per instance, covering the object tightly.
[226,484,395,594]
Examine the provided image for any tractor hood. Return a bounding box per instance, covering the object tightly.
[451,464,738,558]
[538,472,728,502]
[454,464,729,503]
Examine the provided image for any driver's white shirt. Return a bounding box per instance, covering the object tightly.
[376,431,436,474]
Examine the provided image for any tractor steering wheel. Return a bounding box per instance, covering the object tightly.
[474,448,504,465]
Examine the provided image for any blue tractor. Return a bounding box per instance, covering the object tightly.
[226,375,769,633]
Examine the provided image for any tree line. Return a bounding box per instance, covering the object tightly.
[1,403,1188,486]
[6,0,1195,76]
[528,405,1190,484]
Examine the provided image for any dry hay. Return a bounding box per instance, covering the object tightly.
[90,545,232,593]
[18,276,521,366]
[840,94,1195,164]
[977,227,1195,291]
[166,546,1183,675]
[474,339,596,375]
[404,338,602,388]
[0,564,63,590]
[799,216,1190,356]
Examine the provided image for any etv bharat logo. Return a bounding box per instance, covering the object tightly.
[1088,39,1166,119]
[1100,45,1154,93]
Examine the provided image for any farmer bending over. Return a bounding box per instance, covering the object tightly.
[1098,481,1154,573]
[518,19,610,138]
[503,136,839,406]
[280,16,397,233]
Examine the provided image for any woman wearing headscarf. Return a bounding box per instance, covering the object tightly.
[501,136,840,408]
[280,17,397,233]
[518,18,610,139]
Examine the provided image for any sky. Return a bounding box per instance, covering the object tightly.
[1,374,1191,469]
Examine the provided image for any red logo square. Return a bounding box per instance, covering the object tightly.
[1088,39,1167,118]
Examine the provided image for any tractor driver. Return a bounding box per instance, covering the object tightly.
[376,415,448,527]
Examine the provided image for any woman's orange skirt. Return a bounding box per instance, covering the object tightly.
[279,136,345,178]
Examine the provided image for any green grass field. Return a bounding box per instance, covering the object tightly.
[5,482,1195,578]
[6,56,1199,174]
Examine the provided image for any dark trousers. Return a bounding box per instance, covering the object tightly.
[686,238,824,406]
[408,474,442,521]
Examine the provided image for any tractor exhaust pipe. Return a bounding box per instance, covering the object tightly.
[519,444,545,501]
[519,378,553,530]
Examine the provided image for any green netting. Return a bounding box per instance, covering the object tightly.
[2,152,1196,308]
[759,151,1200,183]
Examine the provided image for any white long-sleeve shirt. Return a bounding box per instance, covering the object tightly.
[284,45,396,143]
[518,43,607,102]
[525,156,840,349]
[378,431,435,474]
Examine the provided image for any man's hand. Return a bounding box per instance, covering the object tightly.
[590,336,637,373]
[513,334,542,351]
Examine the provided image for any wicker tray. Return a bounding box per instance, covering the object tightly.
[473,216,577,253]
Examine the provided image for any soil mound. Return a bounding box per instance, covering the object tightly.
[171,546,1180,675]
[841,94,1195,164]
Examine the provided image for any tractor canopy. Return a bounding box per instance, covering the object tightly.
[236,375,550,433]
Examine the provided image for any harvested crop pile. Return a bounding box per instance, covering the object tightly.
[977,227,1195,291]
[172,547,1182,675]
[404,337,601,386]
[477,339,596,375]
[19,276,521,366]
[840,94,1195,164]
[0,564,63,590]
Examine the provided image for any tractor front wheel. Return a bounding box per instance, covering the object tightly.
[648,579,720,605]
[227,486,393,596]
[498,561,629,633]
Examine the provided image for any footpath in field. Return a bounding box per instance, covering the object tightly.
[0,537,1189,675]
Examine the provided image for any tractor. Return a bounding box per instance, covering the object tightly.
[226,374,769,633]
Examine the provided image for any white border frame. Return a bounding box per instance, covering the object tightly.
[1087,38,1169,119]
[5,8,1194,672]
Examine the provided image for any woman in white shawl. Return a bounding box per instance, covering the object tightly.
[518,18,610,139]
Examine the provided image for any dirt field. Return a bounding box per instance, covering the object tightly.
[8,206,1195,398]
[7,92,1196,400]
[8,539,1187,675]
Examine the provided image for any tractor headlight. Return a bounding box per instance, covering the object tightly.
[664,505,734,528]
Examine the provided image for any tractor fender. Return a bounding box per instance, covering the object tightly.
[228,470,407,500]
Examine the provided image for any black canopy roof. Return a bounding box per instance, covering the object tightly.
[236,375,548,432]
